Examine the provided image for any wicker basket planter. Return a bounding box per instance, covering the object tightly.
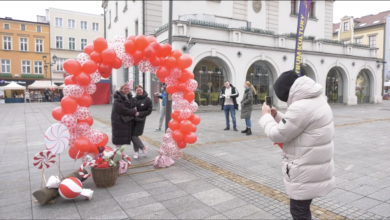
[91,165,119,188]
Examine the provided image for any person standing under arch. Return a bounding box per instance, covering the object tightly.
[219,80,239,131]
[241,81,256,135]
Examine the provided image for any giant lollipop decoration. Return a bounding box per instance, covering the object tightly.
[33,150,56,188]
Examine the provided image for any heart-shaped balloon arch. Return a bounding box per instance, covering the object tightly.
[49,35,200,162]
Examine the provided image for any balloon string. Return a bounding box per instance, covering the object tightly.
[72,150,81,169]
[41,169,44,188]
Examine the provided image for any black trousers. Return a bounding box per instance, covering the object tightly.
[290,198,312,220]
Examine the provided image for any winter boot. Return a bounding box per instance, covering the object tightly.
[241,127,248,133]
[246,128,252,136]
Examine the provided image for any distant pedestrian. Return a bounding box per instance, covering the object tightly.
[240,81,256,135]
[25,90,30,103]
[155,83,167,131]
[59,90,64,101]
[44,89,50,102]
[219,80,239,131]
[259,71,335,220]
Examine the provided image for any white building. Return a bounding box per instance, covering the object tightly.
[103,0,382,108]
[37,8,104,83]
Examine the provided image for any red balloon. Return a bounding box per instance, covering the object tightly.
[64,75,77,85]
[177,83,187,92]
[177,55,193,69]
[188,113,195,121]
[126,35,136,41]
[76,72,92,87]
[184,132,197,144]
[160,58,167,67]
[168,119,180,131]
[90,52,102,63]
[74,137,92,152]
[178,112,193,122]
[68,146,84,159]
[146,36,157,44]
[77,93,92,107]
[97,133,108,147]
[171,111,180,120]
[177,141,187,149]
[78,116,93,126]
[63,59,82,76]
[150,42,161,55]
[101,48,116,63]
[166,57,176,68]
[135,35,149,50]
[170,49,182,60]
[100,70,111,78]
[61,96,78,114]
[83,44,94,55]
[89,144,99,153]
[144,46,156,59]
[150,57,160,67]
[112,57,122,69]
[52,107,65,121]
[132,50,144,62]
[124,40,136,54]
[183,92,195,102]
[159,77,165,83]
[191,114,201,125]
[166,86,178,94]
[93,37,108,53]
[191,124,197,132]
[159,44,172,58]
[156,66,170,79]
[180,120,192,134]
[98,62,112,77]
[172,130,184,142]
[82,60,97,74]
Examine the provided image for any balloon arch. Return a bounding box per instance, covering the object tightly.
[50,35,200,162]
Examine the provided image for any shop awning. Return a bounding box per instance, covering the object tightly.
[28,81,58,89]
[2,82,26,90]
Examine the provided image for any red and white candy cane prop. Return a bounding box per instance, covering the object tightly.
[78,161,96,179]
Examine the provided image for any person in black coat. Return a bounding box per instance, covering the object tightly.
[132,85,152,159]
[219,80,239,131]
[111,84,136,149]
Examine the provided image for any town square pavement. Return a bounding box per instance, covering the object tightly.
[1,100,390,219]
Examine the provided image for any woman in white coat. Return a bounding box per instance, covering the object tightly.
[259,70,335,220]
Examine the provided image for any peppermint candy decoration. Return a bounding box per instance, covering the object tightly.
[189,101,198,112]
[77,53,90,65]
[180,108,192,119]
[61,114,77,130]
[84,83,96,95]
[33,150,56,169]
[170,68,182,79]
[44,123,70,155]
[63,85,83,98]
[138,60,152,73]
[122,54,134,68]
[165,75,178,87]
[90,71,101,84]
[186,79,198,91]
[122,153,132,166]
[75,107,91,120]
[172,92,184,102]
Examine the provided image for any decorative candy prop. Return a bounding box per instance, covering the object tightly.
[44,123,70,155]
[45,176,94,200]
[33,150,56,188]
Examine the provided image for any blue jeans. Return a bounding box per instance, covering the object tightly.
[245,118,251,128]
[223,105,236,128]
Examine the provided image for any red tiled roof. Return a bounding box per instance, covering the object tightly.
[333,10,390,33]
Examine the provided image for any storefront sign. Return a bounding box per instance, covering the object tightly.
[0,80,26,84]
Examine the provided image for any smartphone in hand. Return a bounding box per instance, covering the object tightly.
[266,96,272,109]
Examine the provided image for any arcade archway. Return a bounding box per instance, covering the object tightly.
[355,69,372,103]
[246,61,275,105]
[326,67,345,104]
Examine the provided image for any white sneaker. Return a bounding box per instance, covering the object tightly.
[142,146,148,156]
[133,152,139,159]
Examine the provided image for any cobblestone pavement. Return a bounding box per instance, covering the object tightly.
[0,101,390,219]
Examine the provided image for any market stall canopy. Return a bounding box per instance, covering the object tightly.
[28,81,58,89]
[384,82,390,87]
[2,81,26,90]
[58,84,65,89]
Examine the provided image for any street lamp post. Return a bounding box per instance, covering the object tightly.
[42,54,57,102]
[165,0,173,131]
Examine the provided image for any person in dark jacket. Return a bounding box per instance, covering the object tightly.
[155,83,167,131]
[59,90,64,101]
[132,85,153,159]
[219,80,239,131]
[240,81,256,136]
[111,84,136,149]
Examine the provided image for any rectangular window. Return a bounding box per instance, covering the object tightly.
[343,22,349,32]
[21,24,26,31]
[1,59,11,73]
[92,22,99,31]
[55,18,63,27]
[80,21,87,30]
[34,61,42,74]
[68,19,75,28]
[81,39,87,50]
[20,38,28,51]
[343,40,349,45]
[56,36,63,49]
[56,58,65,71]
[3,36,11,50]
[291,0,297,15]
[135,20,138,35]
[36,26,41,32]
[309,2,315,18]
[369,36,377,48]
[22,60,31,73]
[4,24,9,29]
[69,37,75,50]
[35,39,43,52]
[356,38,362,44]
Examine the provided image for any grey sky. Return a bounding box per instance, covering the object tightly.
[0,1,390,24]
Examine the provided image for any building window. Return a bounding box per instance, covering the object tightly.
[93,22,99,31]
[81,39,87,50]
[55,18,63,27]
[80,21,87,30]
[343,40,349,45]
[343,22,349,32]
[135,20,138,35]
[20,38,28,51]
[37,26,41,32]
[1,59,11,73]
[69,37,75,50]
[356,38,362,44]
[3,36,11,50]
[56,36,63,49]
[369,36,376,48]
[21,24,26,31]
[291,0,297,15]
[56,58,65,71]
[22,60,31,73]
[68,19,75,28]
[309,2,315,18]
[34,61,43,74]
[35,39,43,52]
[4,24,9,29]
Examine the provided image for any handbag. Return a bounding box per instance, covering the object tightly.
[121,115,133,123]
[134,116,146,122]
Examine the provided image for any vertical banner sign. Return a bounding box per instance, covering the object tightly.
[293,0,312,76]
